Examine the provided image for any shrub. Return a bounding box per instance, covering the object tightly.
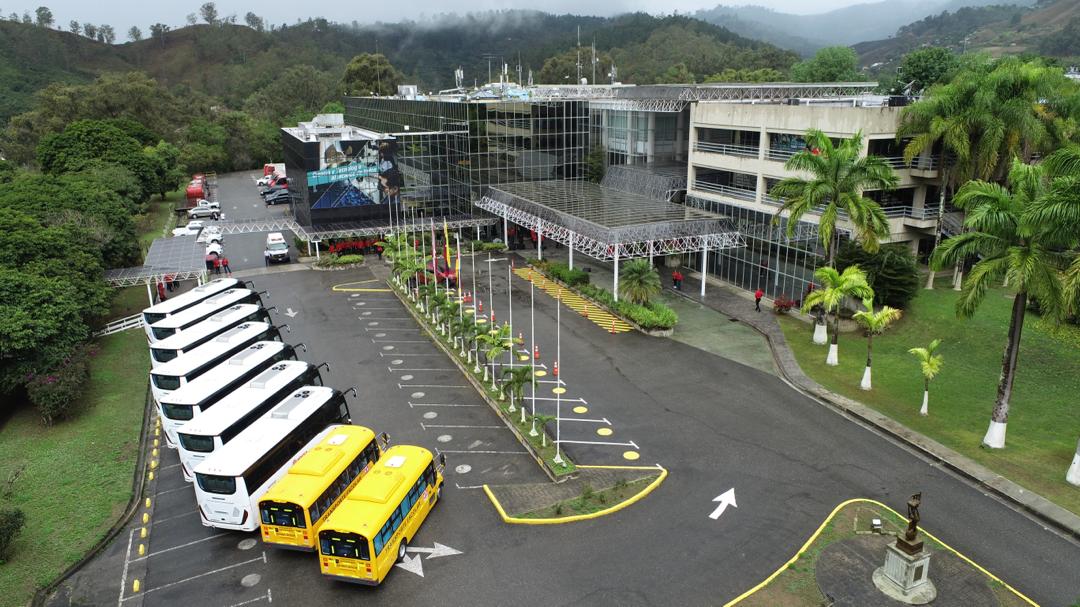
[547,262,590,287]
[314,253,364,267]
[531,262,677,329]
[26,346,91,425]
[0,507,25,560]
[470,240,507,252]
[836,241,919,309]
[773,294,795,314]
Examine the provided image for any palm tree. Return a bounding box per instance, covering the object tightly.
[900,56,1075,289]
[931,159,1066,448]
[618,259,661,305]
[769,129,897,267]
[501,365,532,413]
[801,266,873,366]
[1029,144,1080,313]
[852,298,902,390]
[476,324,511,389]
[531,413,556,447]
[459,314,478,362]
[908,339,943,416]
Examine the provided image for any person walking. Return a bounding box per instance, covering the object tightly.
[672,270,683,290]
[156,280,167,303]
[221,257,232,275]
[754,288,764,312]
[212,256,222,275]
[164,274,173,292]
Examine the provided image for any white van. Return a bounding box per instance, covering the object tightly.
[265,232,290,264]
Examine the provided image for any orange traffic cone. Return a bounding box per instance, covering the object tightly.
[583,303,589,318]
[478,299,483,313]
[610,319,616,334]
[518,332,523,343]
[553,360,559,377]
[491,311,496,324]
[533,344,540,360]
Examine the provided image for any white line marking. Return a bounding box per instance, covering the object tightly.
[436,450,528,455]
[364,327,419,331]
[354,307,400,310]
[226,591,272,607]
[557,439,639,448]
[152,510,199,524]
[422,424,503,429]
[379,353,438,357]
[155,484,193,497]
[528,396,586,403]
[537,379,566,385]
[556,416,610,424]
[388,368,452,372]
[399,384,467,389]
[372,340,429,343]
[120,554,266,601]
[454,483,485,490]
[408,402,480,408]
[357,317,409,320]
[130,532,230,562]
[117,528,135,606]
[159,462,182,470]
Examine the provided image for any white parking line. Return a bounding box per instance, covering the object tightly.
[129,532,230,563]
[379,353,437,357]
[120,553,266,602]
[388,368,453,372]
[155,484,193,497]
[557,439,639,448]
[556,416,610,424]
[159,462,182,470]
[421,423,503,429]
[399,383,468,389]
[226,590,272,606]
[364,328,419,331]
[436,450,529,455]
[528,396,585,403]
[371,340,429,343]
[357,317,409,320]
[408,402,481,408]
[454,483,486,490]
[117,528,135,606]
[152,510,199,524]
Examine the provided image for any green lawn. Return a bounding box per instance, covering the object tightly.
[778,282,1080,515]
[136,193,180,254]
[0,330,148,607]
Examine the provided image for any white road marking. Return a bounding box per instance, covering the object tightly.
[398,383,467,389]
[528,396,586,403]
[421,424,503,429]
[155,484,193,497]
[117,528,135,607]
[379,353,437,357]
[555,416,610,424]
[388,368,452,372]
[226,590,272,607]
[129,532,230,562]
[120,553,266,602]
[372,340,429,343]
[151,510,198,524]
[709,488,738,520]
[408,402,480,408]
[436,449,528,455]
[556,439,639,448]
[454,483,484,490]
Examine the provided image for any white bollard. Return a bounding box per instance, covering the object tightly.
[860,366,872,391]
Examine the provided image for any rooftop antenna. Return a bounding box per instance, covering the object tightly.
[608,61,617,85]
[528,68,533,87]
[455,66,464,90]
[517,52,522,85]
[482,53,496,85]
[591,39,597,86]
[576,25,582,83]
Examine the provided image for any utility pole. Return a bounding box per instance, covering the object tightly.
[576,26,582,84]
[591,40,596,86]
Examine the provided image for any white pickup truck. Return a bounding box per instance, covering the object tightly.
[171,221,223,244]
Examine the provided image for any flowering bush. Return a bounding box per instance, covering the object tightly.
[773,294,796,314]
[26,346,91,425]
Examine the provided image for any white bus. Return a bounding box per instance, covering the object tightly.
[141,278,247,341]
[150,304,276,367]
[149,322,288,405]
[146,288,267,343]
[194,387,353,531]
[157,341,304,447]
[176,361,329,481]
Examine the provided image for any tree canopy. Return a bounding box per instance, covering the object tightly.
[790,46,865,83]
[342,53,404,97]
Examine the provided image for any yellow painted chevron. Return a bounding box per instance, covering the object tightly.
[513,268,633,333]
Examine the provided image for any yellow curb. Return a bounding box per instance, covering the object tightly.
[483,464,667,525]
[331,280,385,292]
[722,498,1038,607]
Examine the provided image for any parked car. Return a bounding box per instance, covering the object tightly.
[188,205,221,219]
[171,220,205,237]
[196,226,223,245]
[194,199,220,210]
[264,232,290,263]
[259,176,289,195]
[264,189,292,205]
[205,242,223,257]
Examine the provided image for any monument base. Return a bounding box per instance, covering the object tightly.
[873,543,937,605]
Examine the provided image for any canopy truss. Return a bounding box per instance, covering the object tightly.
[211,214,495,240]
[527,82,879,112]
[477,182,743,262]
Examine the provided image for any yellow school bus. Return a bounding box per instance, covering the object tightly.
[317,445,446,584]
[258,425,389,550]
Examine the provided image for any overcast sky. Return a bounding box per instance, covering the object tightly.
[9,0,869,35]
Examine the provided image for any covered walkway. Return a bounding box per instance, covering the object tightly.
[476,180,744,300]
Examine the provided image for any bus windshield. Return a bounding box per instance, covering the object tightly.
[151,348,179,364]
[151,326,177,340]
[178,433,215,452]
[144,312,167,325]
[161,403,194,421]
[319,531,370,560]
[260,501,305,528]
[151,374,181,391]
[196,474,237,495]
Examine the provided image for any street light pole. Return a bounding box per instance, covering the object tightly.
[553,286,564,465]
[529,279,538,434]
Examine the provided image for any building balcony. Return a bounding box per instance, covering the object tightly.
[692,180,757,202]
[693,141,759,158]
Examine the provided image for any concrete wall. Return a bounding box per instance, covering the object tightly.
[692,103,905,138]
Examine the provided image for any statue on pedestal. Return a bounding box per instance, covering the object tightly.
[874,491,936,604]
[896,492,924,555]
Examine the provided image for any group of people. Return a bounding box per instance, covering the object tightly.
[206,255,233,275]
[155,274,180,302]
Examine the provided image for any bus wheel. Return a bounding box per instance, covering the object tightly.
[397,539,408,562]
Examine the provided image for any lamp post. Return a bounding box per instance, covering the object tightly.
[483,253,507,387]
[552,286,564,466]
[529,279,538,434]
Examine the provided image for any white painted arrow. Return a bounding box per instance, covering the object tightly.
[284,308,298,318]
[395,553,424,577]
[709,488,737,520]
[406,542,463,559]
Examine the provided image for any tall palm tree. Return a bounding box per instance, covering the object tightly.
[618,259,661,305]
[908,339,943,416]
[531,413,556,447]
[801,265,873,366]
[1029,144,1080,312]
[476,324,511,389]
[769,129,897,267]
[501,365,533,413]
[931,159,1066,448]
[852,298,902,391]
[900,56,1076,289]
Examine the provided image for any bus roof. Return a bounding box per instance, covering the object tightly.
[149,289,257,330]
[177,361,315,437]
[259,425,377,508]
[321,445,433,536]
[150,305,265,351]
[194,388,339,477]
[157,341,292,406]
[151,321,273,377]
[142,278,240,316]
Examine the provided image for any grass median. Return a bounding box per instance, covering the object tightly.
[0,330,148,606]
[778,283,1080,516]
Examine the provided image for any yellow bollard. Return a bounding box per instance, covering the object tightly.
[133,579,140,593]
[148,471,154,481]
[150,460,158,470]
[145,497,151,509]
[154,428,159,437]
[153,439,159,448]
[138,543,145,556]
[142,513,149,524]
[140,527,147,539]
[152,448,158,458]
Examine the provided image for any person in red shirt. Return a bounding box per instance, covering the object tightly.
[754,288,764,312]
[156,280,167,302]
[672,270,683,290]
[221,257,232,275]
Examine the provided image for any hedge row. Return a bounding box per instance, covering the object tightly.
[528,259,678,330]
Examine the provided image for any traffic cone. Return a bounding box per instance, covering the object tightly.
[533,344,540,360]
[491,311,496,324]
[519,332,523,344]
[610,319,616,334]
[478,299,483,313]
[583,303,589,318]
[553,360,559,377]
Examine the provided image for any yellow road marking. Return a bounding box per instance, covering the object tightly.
[723,498,1038,607]
[513,268,633,333]
[534,370,547,377]
[573,406,588,414]
[552,387,567,395]
[332,279,384,292]
[596,427,613,437]
[622,450,640,461]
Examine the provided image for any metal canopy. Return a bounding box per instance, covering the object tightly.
[477,181,743,261]
[602,163,688,201]
[104,236,207,287]
[211,214,495,240]
[528,82,879,112]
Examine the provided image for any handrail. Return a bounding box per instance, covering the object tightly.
[692,181,757,201]
[694,141,759,158]
[93,313,144,337]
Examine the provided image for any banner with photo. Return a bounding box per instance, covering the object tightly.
[309,138,402,210]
